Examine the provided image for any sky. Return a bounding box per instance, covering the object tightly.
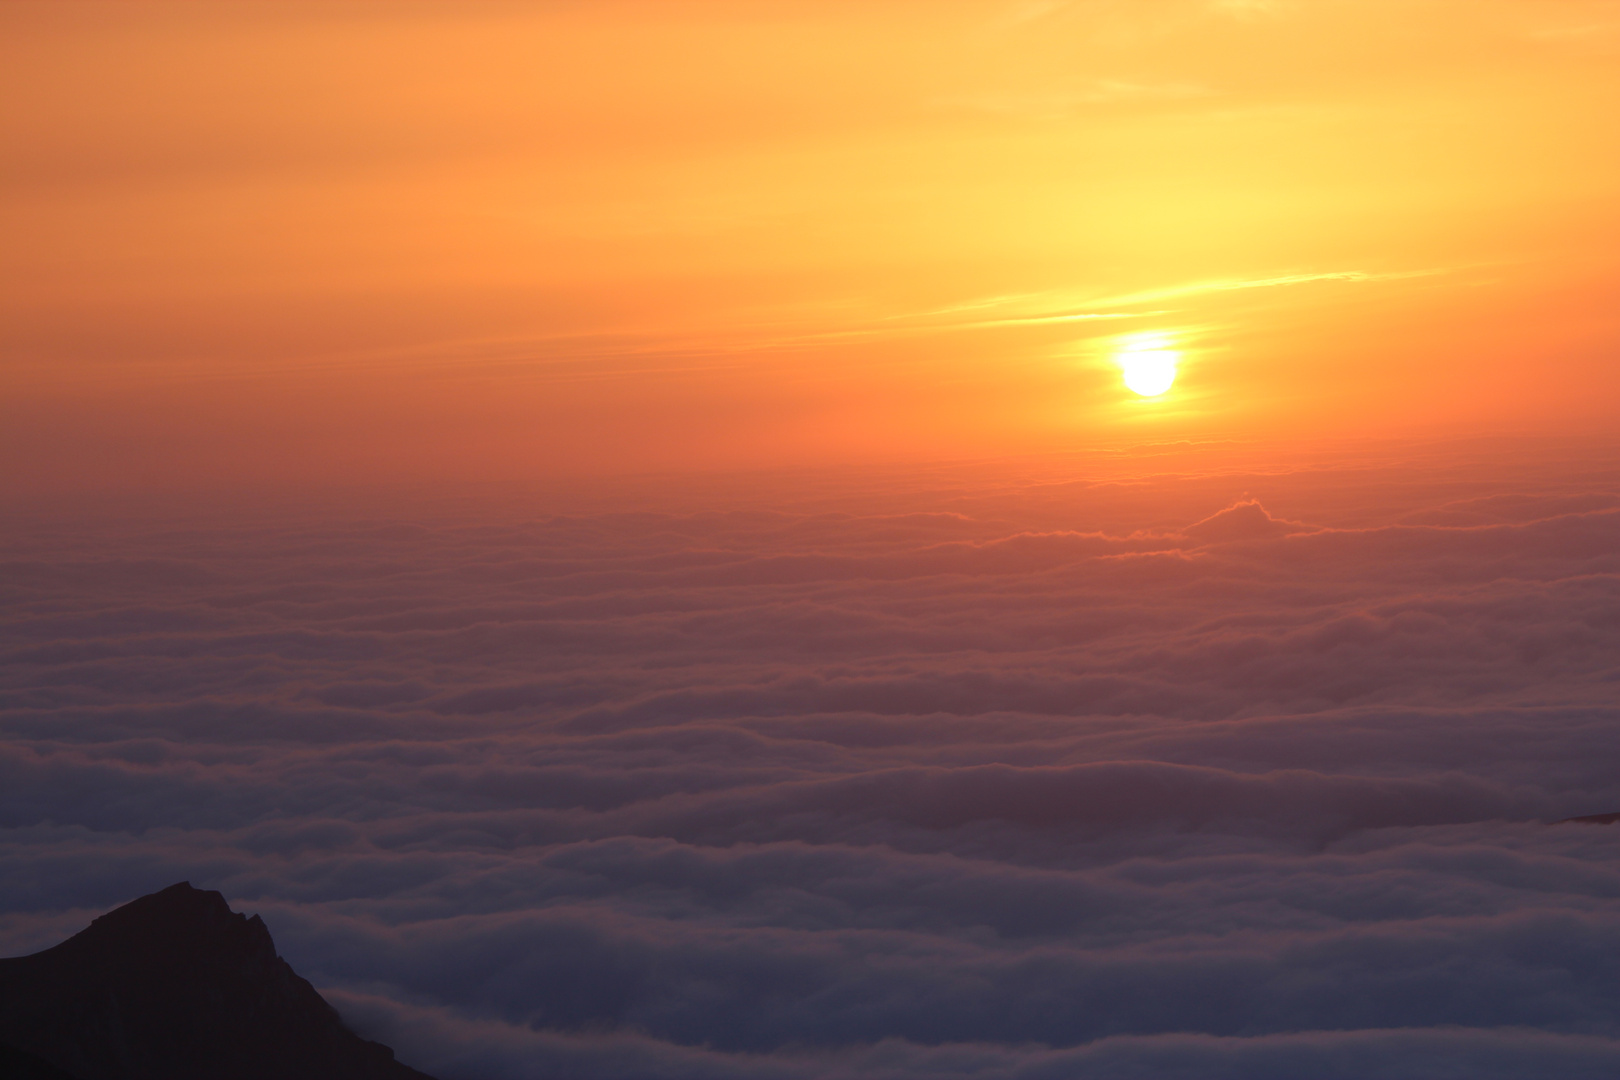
[3,0,1619,494]
[4,3,1620,1080]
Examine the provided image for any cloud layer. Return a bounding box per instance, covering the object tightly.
[4,441,1620,1077]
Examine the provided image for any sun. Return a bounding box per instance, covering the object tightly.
[1121,350,1178,396]
[1115,333,1180,397]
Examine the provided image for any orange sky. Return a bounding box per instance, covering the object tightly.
[3,0,1618,495]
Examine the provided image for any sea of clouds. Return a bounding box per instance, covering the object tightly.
[5,439,1620,1079]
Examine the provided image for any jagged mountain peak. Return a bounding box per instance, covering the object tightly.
[50,882,276,963]
[0,884,434,1080]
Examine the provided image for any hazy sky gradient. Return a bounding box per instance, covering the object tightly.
[4,0,1618,494]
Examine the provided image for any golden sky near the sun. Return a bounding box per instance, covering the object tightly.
[3,0,1618,491]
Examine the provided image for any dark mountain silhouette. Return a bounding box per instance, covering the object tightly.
[0,1040,85,1080]
[0,882,435,1080]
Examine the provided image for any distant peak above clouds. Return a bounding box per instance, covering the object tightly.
[1181,499,1313,544]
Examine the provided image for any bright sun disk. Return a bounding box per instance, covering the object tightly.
[1121,349,1179,397]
